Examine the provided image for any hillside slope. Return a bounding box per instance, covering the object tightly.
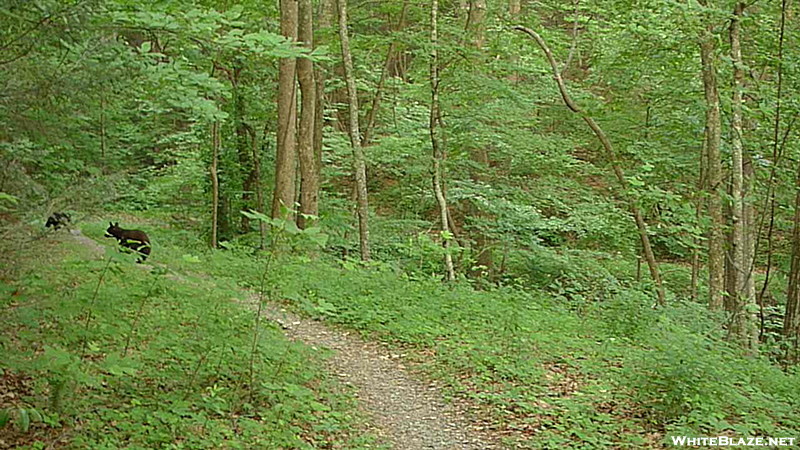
[3,218,799,448]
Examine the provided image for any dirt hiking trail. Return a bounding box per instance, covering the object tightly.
[264,304,501,449]
[69,230,503,449]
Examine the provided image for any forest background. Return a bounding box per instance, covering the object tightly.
[2,0,800,448]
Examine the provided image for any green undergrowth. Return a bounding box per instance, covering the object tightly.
[0,226,378,449]
[173,244,800,448]
[8,216,798,448]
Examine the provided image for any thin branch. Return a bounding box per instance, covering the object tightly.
[756,0,789,316]
[514,26,580,113]
[0,42,36,65]
[561,0,581,76]
[0,1,90,52]
[362,0,408,146]
[514,24,666,305]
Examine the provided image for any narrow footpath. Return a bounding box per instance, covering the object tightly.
[263,304,501,449]
[71,230,502,449]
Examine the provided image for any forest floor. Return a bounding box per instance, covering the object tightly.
[12,222,795,448]
[69,229,503,449]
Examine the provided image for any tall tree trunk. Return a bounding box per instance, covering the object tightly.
[218,193,232,240]
[691,122,708,302]
[99,93,107,173]
[757,0,789,338]
[784,162,800,362]
[698,22,725,311]
[297,0,318,229]
[515,25,666,305]
[337,0,371,261]
[313,0,333,191]
[467,0,486,48]
[727,2,757,349]
[467,144,492,278]
[744,156,756,307]
[233,66,255,232]
[431,0,456,281]
[273,0,299,220]
[210,120,220,249]
[728,2,746,308]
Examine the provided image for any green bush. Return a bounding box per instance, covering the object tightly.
[624,311,800,437]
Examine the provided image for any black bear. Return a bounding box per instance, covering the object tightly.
[105,222,151,263]
[45,212,71,231]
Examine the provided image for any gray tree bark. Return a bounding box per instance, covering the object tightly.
[691,122,707,302]
[698,25,725,311]
[313,0,333,192]
[337,0,371,261]
[727,2,758,349]
[297,0,318,229]
[784,163,800,362]
[467,0,492,277]
[431,0,456,281]
[210,120,220,248]
[272,0,299,220]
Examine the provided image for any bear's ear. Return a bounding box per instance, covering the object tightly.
[115,222,119,227]
[109,222,113,226]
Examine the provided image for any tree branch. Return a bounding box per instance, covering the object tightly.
[514,23,666,305]
[513,26,580,113]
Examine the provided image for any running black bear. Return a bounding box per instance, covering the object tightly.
[45,212,71,231]
[105,222,151,263]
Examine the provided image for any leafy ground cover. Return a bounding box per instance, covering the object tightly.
[4,215,799,448]
[155,224,800,448]
[256,259,800,447]
[0,223,378,449]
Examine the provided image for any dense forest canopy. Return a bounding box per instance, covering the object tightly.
[2,0,800,447]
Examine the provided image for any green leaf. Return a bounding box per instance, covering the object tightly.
[0,192,19,204]
[241,209,271,223]
[182,254,201,263]
[301,227,329,247]
[28,409,43,423]
[628,178,645,187]
[281,220,301,235]
[18,408,29,432]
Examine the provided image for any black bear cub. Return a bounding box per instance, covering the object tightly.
[45,212,71,231]
[105,222,151,263]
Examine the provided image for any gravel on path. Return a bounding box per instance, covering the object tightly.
[68,230,503,449]
[263,304,502,450]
